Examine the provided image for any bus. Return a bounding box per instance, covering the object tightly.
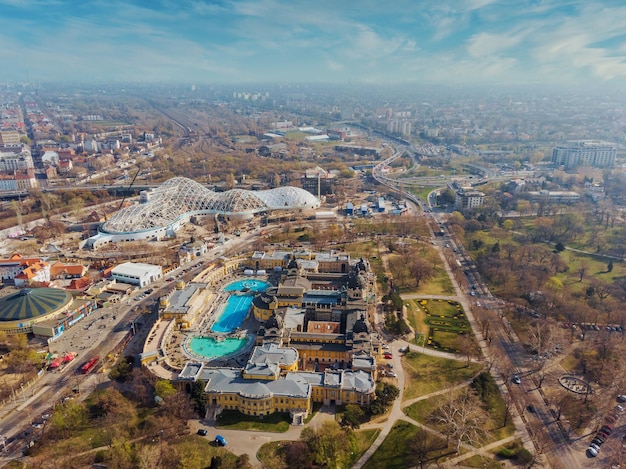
[80,356,99,374]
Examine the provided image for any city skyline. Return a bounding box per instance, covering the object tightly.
[2,0,626,86]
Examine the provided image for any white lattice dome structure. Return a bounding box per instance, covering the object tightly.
[83,177,320,249]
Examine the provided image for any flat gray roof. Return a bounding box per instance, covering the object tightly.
[166,282,207,314]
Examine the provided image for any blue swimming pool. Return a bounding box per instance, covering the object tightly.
[223,279,270,293]
[210,279,270,333]
[188,336,249,359]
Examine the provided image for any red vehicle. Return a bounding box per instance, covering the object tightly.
[48,357,63,370]
[80,356,99,374]
[63,352,77,363]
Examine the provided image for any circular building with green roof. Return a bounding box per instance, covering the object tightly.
[0,288,73,335]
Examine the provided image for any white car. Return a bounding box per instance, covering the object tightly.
[587,447,598,457]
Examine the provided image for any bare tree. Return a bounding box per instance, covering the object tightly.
[429,389,490,453]
[410,428,446,469]
[455,334,479,367]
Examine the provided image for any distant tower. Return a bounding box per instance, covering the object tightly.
[318,171,321,199]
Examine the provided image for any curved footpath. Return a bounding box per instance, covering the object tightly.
[191,239,536,468]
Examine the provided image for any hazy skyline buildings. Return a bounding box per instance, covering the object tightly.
[552,141,617,169]
[1,1,626,86]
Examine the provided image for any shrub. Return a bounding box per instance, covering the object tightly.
[496,447,515,459]
[516,448,533,464]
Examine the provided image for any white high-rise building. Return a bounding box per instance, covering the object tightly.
[552,141,616,169]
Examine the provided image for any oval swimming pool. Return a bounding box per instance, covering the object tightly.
[223,279,270,292]
[188,336,249,360]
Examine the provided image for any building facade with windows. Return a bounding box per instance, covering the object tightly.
[454,186,485,211]
[552,141,616,169]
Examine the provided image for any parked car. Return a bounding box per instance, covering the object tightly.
[587,447,598,457]
[197,429,207,436]
[527,405,536,413]
[215,435,227,446]
[512,375,521,384]
[600,425,613,434]
[384,353,393,359]
[591,437,604,446]
[617,395,626,403]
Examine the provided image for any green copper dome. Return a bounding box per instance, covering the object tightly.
[0,288,72,322]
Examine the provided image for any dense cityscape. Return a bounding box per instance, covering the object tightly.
[2,1,626,468]
[0,80,623,469]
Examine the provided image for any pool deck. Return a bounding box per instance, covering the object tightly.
[143,273,267,380]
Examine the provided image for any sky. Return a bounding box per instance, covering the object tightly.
[1,0,626,86]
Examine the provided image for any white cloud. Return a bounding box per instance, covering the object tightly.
[467,32,523,57]
[326,60,344,72]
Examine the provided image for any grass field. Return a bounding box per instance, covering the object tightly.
[404,385,516,446]
[401,351,483,400]
[362,420,453,469]
[416,299,473,353]
[412,265,455,295]
[216,409,291,432]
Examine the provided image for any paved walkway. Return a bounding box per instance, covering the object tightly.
[188,405,338,466]
[185,235,536,468]
[351,233,535,468]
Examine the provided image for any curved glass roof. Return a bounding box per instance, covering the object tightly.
[0,288,72,322]
[101,177,319,234]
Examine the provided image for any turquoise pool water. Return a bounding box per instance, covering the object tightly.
[188,336,249,359]
[210,279,270,333]
[223,279,270,292]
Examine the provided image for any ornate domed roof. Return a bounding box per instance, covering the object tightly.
[253,292,277,309]
[353,313,369,334]
[287,256,299,270]
[354,258,369,272]
[265,312,282,330]
[347,270,366,289]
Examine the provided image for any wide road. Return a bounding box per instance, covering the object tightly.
[438,222,587,469]
[0,226,274,464]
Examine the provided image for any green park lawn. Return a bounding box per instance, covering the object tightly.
[216,409,290,432]
[416,299,473,353]
[401,352,483,401]
[404,387,516,445]
[362,420,452,469]
[412,265,455,295]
